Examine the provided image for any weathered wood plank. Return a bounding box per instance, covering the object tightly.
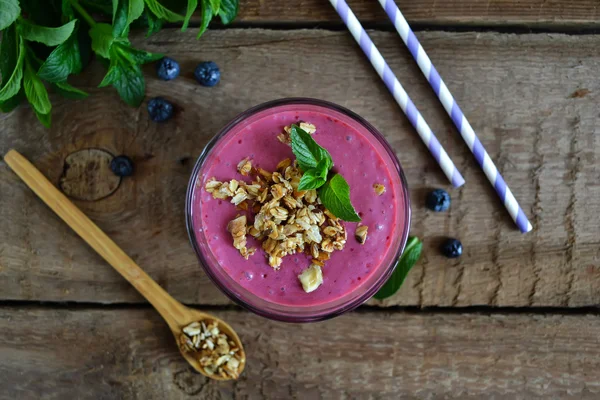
[1,29,600,307]
[233,0,600,28]
[1,307,599,399]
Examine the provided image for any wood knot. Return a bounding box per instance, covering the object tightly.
[59,148,121,201]
[172,368,207,395]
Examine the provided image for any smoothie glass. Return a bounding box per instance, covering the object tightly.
[186,98,411,322]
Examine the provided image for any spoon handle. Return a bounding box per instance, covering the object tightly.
[4,150,188,329]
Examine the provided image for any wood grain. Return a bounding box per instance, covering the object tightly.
[1,307,599,399]
[233,0,600,28]
[1,29,600,307]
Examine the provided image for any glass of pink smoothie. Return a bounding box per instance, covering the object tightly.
[186,98,410,322]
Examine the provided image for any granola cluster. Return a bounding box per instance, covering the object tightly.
[205,158,347,270]
[277,121,316,144]
[179,320,243,379]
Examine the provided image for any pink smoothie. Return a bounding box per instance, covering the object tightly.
[191,103,407,307]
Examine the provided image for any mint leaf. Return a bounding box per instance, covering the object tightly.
[144,0,185,22]
[111,64,144,106]
[0,88,24,113]
[113,0,145,37]
[197,0,212,38]
[318,174,361,222]
[38,29,82,82]
[114,42,163,64]
[62,0,75,20]
[373,237,422,300]
[290,125,333,172]
[100,45,146,106]
[24,60,51,115]
[0,36,25,102]
[52,81,88,99]
[144,9,163,36]
[0,22,18,86]
[34,109,51,128]
[218,0,238,24]
[0,0,20,31]
[99,62,121,87]
[210,0,221,14]
[182,0,199,31]
[17,19,76,47]
[298,159,329,191]
[89,23,114,59]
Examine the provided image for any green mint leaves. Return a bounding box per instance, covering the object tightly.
[112,0,145,37]
[298,158,329,191]
[290,125,332,171]
[218,0,238,24]
[289,124,360,222]
[0,0,20,31]
[0,26,25,103]
[90,23,115,59]
[197,0,213,38]
[98,39,162,106]
[0,11,85,127]
[373,237,423,300]
[144,0,185,22]
[0,0,240,128]
[318,174,361,222]
[17,20,77,47]
[24,60,51,116]
[38,31,83,82]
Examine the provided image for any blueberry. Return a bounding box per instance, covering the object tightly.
[441,238,462,258]
[426,189,451,212]
[111,155,134,177]
[156,57,180,81]
[147,97,174,122]
[194,61,220,87]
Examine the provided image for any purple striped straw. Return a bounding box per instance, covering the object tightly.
[328,0,465,188]
[378,0,532,233]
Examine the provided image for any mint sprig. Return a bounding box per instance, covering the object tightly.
[290,125,332,171]
[298,158,328,191]
[0,0,241,127]
[289,124,361,222]
[373,236,422,300]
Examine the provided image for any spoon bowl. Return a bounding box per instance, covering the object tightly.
[172,308,246,380]
[4,149,245,381]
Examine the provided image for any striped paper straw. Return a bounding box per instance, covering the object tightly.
[328,0,465,188]
[378,0,532,233]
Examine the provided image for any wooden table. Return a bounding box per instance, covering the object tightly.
[2,1,600,398]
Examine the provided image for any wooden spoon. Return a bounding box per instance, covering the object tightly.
[3,149,245,380]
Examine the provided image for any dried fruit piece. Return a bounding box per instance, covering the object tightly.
[355,224,368,244]
[373,183,386,196]
[299,122,316,134]
[298,264,323,293]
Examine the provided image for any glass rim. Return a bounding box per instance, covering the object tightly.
[185,98,411,322]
